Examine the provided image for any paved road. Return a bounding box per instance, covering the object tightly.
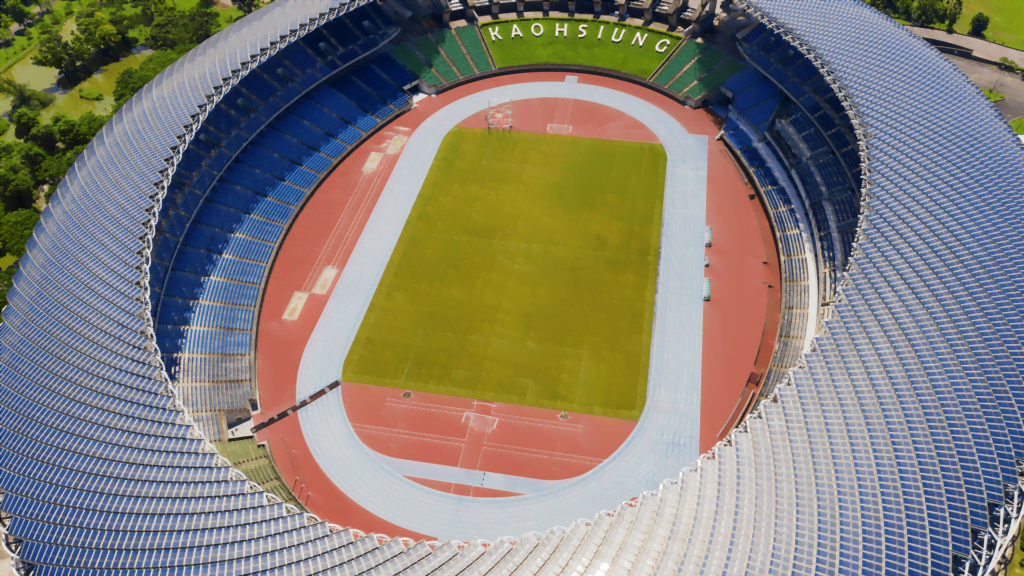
[946,53,1024,121]
[910,26,1024,65]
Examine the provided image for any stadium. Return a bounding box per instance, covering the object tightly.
[0,0,1021,572]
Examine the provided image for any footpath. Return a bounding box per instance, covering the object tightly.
[909,26,1024,65]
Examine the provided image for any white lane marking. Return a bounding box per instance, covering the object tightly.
[283,292,308,320]
[312,267,338,295]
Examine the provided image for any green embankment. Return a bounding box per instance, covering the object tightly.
[216,438,304,510]
[982,87,1006,102]
[953,0,1024,51]
[481,18,679,78]
[343,127,667,420]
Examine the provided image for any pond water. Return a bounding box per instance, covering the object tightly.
[1,19,151,140]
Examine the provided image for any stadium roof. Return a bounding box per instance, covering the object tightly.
[0,0,1022,573]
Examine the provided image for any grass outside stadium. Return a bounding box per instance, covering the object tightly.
[481,18,681,78]
[342,127,667,420]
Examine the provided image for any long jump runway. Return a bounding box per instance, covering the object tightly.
[255,73,780,541]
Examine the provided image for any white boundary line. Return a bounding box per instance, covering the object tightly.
[297,81,708,541]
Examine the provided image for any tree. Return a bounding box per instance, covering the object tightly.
[32,29,90,77]
[77,12,120,54]
[0,77,55,110]
[32,31,69,73]
[0,167,35,211]
[968,11,990,36]
[0,209,39,257]
[0,15,14,48]
[6,2,31,26]
[235,0,260,14]
[113,44,193,105]
[945,0,962,31]
[895,0,913,19]
[36,143,84,185]
[10,106,39,139]
[0,119,8,137]
[26,120,58,152]
[35,0,55,13]
[146,5,217,49]
[913,0,944,25]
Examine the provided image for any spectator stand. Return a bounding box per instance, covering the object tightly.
[649,38,746,105]
[719,112,815,405]
[150,4,416,442]
[388,26,495,92]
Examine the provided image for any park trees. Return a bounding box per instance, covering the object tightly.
[32,28,91,77]
[146,3,218,50]
[0,77,55,110]
[912,0,945,26]
[77,11,121,55]
[235,0,260,14]
[945,0,962,31]
[0,210,40,257]
[969,12,990,36]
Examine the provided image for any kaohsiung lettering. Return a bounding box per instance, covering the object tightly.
[487,21,674,53]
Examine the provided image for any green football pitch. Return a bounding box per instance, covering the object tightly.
[342,127,667,420]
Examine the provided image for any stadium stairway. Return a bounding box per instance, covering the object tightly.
[149,3,416,442]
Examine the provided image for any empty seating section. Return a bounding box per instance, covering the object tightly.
[649,39,744,99]
[722,54,859,311]
[374,51,420,89]
[651,39,705,85]
[389,27,496,88]
[390,43,444,87]
[455,26,494,72]
[433,30,475,76]
[763,87,859,283]
[683,58,746,99]
[180,382,252,413]
[353,64,411,109]
[721,117,809,398]
[412,35,459,83]
[151,15,411,443]
[737,23,861,182]
[668,49,724,92]
[333,74,395,120]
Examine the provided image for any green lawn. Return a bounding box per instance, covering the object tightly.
[1010,117,1024,134]
[953,0,1024,51]
[982,87,1006,101]
[216,439,304,510]
[343,127,667,420]
[481,18,679,78]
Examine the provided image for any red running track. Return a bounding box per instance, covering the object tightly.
[254,72,781,539]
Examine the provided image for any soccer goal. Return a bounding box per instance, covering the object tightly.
[486,98,513,132]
